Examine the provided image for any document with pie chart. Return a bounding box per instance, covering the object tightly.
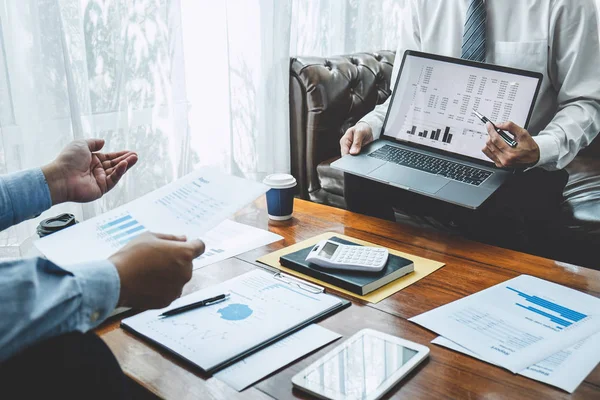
[121,269,348,373]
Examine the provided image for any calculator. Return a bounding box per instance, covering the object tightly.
[305,239,389,272]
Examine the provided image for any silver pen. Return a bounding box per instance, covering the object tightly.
[472,109,517,148]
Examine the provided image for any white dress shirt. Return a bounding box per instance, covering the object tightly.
[360,0,600,170]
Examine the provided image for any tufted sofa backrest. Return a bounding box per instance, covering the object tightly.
[289,51,396,199]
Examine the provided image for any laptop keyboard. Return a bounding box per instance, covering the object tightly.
[368,145,492,186]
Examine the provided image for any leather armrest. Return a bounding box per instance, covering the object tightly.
[289,51,395,201]
[562,156,600,233]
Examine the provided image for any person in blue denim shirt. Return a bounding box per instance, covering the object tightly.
[0,139,205,399]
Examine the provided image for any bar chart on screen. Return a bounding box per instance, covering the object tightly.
[404,123,454,144]
[96,212,147,248]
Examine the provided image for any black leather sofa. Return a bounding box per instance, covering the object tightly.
[289,51,600,269]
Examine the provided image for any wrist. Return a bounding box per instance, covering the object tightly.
[109,254,129,308]
[41,162,68,205]
[526,143,541,168]
[357,121,372,132]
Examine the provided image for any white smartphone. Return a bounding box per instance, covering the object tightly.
[292,328,429,400]
[305,239,389,272]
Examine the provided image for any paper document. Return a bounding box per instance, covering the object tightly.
[215,324,341,391]
[35,168,268,265]
[432,333,600,393]
[409,275,600,373]
[122,269,345,372]
[194,220,282,270]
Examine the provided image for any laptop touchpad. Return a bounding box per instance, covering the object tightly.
[369,163,448,193]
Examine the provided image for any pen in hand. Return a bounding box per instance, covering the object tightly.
[472,109,518,148]
[159,293,230,318]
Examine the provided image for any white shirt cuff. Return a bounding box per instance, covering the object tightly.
[68,260,121,329]
[532,134,561,169]
[358,116,383,140]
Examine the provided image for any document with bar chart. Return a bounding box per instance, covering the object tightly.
[383,54,539,161]
[409,275,600,374]
[35,167,274,266]
[96,213,147,249]
[432,331,600,393]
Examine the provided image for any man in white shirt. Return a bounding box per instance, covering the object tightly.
[340,0,600,250]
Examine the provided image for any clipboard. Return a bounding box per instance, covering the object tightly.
[121,268,350,374]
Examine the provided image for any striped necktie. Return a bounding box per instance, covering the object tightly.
[461,0,487,62]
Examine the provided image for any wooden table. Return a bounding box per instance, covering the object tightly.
[96,198,600,399]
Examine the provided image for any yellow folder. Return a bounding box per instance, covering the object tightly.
[257,232,445,303]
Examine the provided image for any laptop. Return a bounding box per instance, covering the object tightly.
[331,50,543,209]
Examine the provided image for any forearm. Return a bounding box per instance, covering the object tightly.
[533,100,600,170]
[537,0,600,170]
[0,169,52,231]
[0,257,120,363]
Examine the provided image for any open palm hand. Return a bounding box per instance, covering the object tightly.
[43,139,138,204]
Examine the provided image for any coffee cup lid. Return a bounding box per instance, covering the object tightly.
[263,173,297,189]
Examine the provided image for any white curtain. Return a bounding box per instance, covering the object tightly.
[0,0,404,254]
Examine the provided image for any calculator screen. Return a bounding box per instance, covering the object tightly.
[319,242,338,259]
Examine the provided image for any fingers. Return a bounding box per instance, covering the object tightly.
[482,145,502,167]
[152,232,188,242]
[496,121,528,141]
[101,151,139,170]
[167,238,205,259]
[105,160,128,191]
[124,153,138,170]
[485,122,509,153]
[86,138,105,152]
[349,136,363,155]
[186,239,206,258]
[100,151,133,166]
[340,128,355,156]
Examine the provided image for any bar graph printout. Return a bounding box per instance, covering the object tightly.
[409,275,600,373]
[383,54,539,162]
[35,168,271,266]
[96,213,147,248]
[431,332,600,393]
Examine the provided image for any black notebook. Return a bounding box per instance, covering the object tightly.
[279,236,414,295]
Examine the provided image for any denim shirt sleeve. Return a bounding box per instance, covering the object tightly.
[0,168,52,231]
[0,257,120,363]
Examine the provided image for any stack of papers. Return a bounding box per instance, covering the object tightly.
[409,275,600,393]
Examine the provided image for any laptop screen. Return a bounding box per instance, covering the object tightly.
[381,51,541,163]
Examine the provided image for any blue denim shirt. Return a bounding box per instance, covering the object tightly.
[0,169,120,363]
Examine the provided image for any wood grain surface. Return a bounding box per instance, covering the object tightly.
[97,198,600,399]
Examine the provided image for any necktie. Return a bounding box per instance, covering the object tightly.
[461,0,487,62]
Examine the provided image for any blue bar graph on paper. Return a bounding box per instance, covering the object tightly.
[515,304,573,327]
[99,213,146,246]
[112,225,145,240]
[508,286,587,325]
[100,215,132,230]
[105,220,138,235]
